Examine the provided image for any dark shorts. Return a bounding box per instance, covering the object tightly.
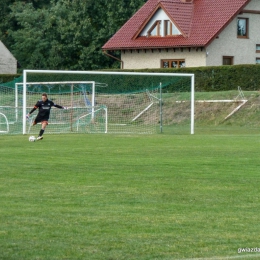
[33,116,49,126]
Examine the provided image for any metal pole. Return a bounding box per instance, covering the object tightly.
[23,69,194,78]
[191,75,195,134]
[15,83,18,122]
[91,82,95,120]
[160,82,162,133]
[71,84,73,132]
[22,71,27,134]
[105,107,108,134]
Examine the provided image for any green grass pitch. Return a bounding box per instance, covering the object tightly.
[0,133,260,260]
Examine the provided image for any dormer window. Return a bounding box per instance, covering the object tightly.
[164,20,180,36]
[146,19,181,37]
[165,20,172,36]
[139,8,181,38]
[148,21,161,36]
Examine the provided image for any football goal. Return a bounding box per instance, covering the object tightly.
[0,70,195,135]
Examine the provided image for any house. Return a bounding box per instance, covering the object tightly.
[102,0,260,69]
[0,40,17,74]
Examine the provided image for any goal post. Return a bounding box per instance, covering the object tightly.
[22,70,195,135]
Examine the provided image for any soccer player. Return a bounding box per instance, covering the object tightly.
[26,93,67,140]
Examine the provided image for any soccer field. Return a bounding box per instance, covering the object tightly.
[0,133,260,260]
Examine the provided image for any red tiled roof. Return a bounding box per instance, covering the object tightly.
[160,1,194,37]
[102,0,251,50]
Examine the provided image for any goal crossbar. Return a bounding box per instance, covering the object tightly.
[17,81,95,85]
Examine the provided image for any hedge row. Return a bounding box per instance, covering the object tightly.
[0,74,21,84]
[2,64,260,92]
[121,64,260,92]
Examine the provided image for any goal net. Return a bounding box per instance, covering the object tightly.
[0,70,194,135]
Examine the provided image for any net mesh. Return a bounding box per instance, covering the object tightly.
[0,72,192,135]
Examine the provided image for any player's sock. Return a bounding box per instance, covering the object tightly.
[39,129,44,137]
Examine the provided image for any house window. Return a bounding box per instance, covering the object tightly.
[223,56,234,65]
[164,20,172,36]
[161,59,185,68]
[256,58,260,64]
[148,21,161,36]
[256,45,260,53]
[164,20,181,36]
[237,18,249,38]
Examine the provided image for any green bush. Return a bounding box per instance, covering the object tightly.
[3,64,260,92]
[119,64,260,92]
[0,74,21,84]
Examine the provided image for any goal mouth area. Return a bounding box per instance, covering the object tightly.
[26,105,108,134]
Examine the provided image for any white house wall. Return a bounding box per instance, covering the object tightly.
[245,0,259,10]
[206,0,260,66]
[122,48,206,69]
[0,41,17,74]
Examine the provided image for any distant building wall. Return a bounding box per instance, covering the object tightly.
[206,0,260,66]
[0,41,17,74]
[121,48,206,69]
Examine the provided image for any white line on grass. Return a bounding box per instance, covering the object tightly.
[181,254,260,260]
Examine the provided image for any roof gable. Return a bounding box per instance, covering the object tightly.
[136,5,182,38]
[102,0,251,50]
[0,41,17,60]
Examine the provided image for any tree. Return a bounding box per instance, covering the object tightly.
[0,0,53,44]
[5,0,147,70]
